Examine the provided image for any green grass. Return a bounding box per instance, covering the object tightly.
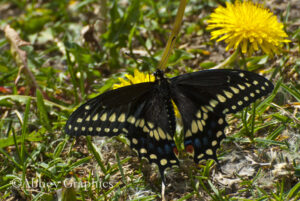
[0,0,299,200]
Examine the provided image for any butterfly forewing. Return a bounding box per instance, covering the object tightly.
[171,69,274,163]
[65,82,154,136]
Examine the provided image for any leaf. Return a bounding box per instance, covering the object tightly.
[0,130,44,149]
[36,89,51,130]
[0,95,70,111]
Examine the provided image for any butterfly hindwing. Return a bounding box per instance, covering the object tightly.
[126,87,179,180]
[171,69,274,163]
[171,85,227,163]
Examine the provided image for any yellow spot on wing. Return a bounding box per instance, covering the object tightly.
[127,116,136,124]
[118,113,126,122]
[224,90,233,98]
[201,106,208,113]
[217,94,226,103]
[140,148,147,154]
[92,114,98,121]
[197,154,204,159]
[210,99,218,108]
[154,129,159,141]
[238,84,245,90]
[100,113,107,121]
[196,111,201,118]
[206,149,213,155]
[139,119,145,128]
[158,127,166,140]
[86,115,91,121]
[147,122,154,129]
[230,86,240,94]
[197,120,203,132]
[186,130,192,137]
[132,138,138,144]
[167,133,173,140]
[109,113,116,122]
[143,126,149,133]
[160,159,168,166]
[191,120,198,133]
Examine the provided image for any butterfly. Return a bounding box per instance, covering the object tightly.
[65,69,273,183]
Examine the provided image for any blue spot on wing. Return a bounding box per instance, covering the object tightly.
[202,137,208,146]
[164,144,172,154]
[194,138,201,148]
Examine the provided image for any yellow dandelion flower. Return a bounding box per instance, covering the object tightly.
[113,69,180,118]
[207,1,290,55]
[113,69,155,89]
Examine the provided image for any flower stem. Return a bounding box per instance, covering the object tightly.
[158,0,187,70]
[211,48,239,69]
[239,49,248,70]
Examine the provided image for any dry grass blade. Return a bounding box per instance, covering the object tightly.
[4,25,41,94]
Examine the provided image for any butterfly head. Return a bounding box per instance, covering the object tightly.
[154,70,165,81]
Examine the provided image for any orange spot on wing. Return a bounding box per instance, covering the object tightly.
[186,145,194,154]
[173,147,179,156]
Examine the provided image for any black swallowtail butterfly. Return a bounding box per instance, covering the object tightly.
[65,69,273,182]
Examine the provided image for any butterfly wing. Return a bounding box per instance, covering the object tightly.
[65,82,179,182]
[170,69,274,163]
[65,82,155,137]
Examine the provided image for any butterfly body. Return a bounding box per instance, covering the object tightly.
[65,69,273,182]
